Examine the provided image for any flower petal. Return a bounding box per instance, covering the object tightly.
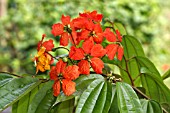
[69,46,85,60]
[90,44,106,57]
[61,15,70,26]
[103,28,116,42]
[60,32,70,46]
[82,37,94,54]
[62,79,76,96]
[42,39,54,51]
[117,46,124,61]
[63,65,80,80]
[90,57,104,74]
[78,60,90,75]
[53,80,61,96]
[51,23,64,36]
[105,44,119,60]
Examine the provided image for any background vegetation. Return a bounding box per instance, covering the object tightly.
[0,0,170,84]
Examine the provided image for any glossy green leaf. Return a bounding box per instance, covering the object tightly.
[116,82,143,113]
[53,98,75,113]
[140,99,163,113]
[28,81,55,113]
[12,86,39,113]
[108,84,119,113]
[114,22,127,35]
[162,69,170,80]
[0,72,15,88]
[55,74,104,104]
[0,76,40,112]
[119,36,145,86]
[134,56,170,112]
[75,79,105,113]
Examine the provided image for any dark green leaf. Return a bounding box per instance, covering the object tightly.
[162,69,170,80]
[12,86,39,113]
[28,81,55,113]
[0,76,40,112]
[53,98,75,113]
[108,84,119,113]
[140,99,163,113]
[119,35,145,86]
[116,82,143,113]
[0,72,15,88]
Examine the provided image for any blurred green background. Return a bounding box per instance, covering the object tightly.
[0,0,170,86]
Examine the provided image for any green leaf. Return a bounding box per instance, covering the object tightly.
[28,81,55,113]
[12,86,39,113]
[116,82,143,113]
[55,74,104,104]
[140,99,163,113]
[113,22,127,35]
[119,35,145,86]
[75,79,105,113]
[53,98,75,113]
[162,69,170,80]
[108,84,119,113]
[0,72,15,88]
[0,76,40,112]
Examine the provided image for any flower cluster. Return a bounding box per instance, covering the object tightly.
[34,10,124,96]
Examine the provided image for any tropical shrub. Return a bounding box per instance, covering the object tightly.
[0,10,170,113]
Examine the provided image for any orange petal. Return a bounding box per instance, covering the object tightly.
[62,79,76,96]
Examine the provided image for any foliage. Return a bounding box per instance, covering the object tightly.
[0,10,170,113]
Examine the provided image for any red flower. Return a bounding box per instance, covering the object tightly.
[62,79,76,96]
[63,65,80,80]
[105,44,119,60]
[56,59,67,74]
[78,60,90,75]
[103,28,116,42]
[69,46,85,60]
[51,15,72,46]
[82,37,94,54]
[37,34,54,51]
[90,44,106,57]
[117,46,124,60]
[79,10,103,22]
[53,80,61,96]
[49,66,58,80]
[90,57,104,74]
[116,30,122,42]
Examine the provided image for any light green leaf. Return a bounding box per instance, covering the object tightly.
[75,79,105,113]
[140,99,163,113]
[116,82,143,113]
[162,69,170,80]
[0,76,40,112]
[114,22,127,35]
[28,81,55,113]
[0,72,15,88]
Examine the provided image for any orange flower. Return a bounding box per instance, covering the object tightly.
[35,47,52,73]
[90,57,104,74]
[62,79,76,96]
[78,60,90,75]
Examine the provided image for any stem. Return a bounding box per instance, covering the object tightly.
[133,73,142,82]
[133,86,168,113]
[52,47,69,52]
[70,33,76,46]
[123,56,135,86]
[0,71,23,78]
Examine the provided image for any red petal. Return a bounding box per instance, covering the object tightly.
[116,30,122,42]
[42,39,54,51]
[90,57,104,74]
[62,79,76,96]
[56,59,67,74]
[77,29,90,42]
[49,66,58,80]
[90,44,106,57]
[51,23,64,36]
[82,37,94,54]
[69,46,85,60]
[63,65,80,80]
[105,44,119,60]
[117,46,124,60]
[104,28,116,42]
[60,32,70,46]
[93,33,103,44]
[94,24,102,33]
[53,80,61,96]
[61,15,70,26]
[78,60,90,75]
